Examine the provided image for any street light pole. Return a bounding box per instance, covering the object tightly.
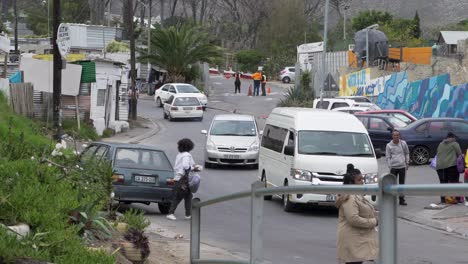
[147,0,152,85]
[343,6,349,41]
[14,0,18,52]
[365,24,379,68]
[53,0,63,141]
[319,0,329,105]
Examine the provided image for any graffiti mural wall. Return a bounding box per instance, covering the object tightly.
[339,70,468,119]
[339,68,371,96]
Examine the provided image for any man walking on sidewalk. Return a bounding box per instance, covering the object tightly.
[386,130,410,205]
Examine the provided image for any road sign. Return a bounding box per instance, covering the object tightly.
[57,23,71,58]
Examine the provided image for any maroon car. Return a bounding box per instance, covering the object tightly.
[357,110,418,125]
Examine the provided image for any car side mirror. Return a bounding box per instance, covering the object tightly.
[387,127,394,132]
[284,145,295,156]
[201,130,207,135]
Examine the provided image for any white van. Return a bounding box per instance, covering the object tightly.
[258,107,380,211]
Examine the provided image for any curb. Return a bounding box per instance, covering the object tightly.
[127,116,161,144]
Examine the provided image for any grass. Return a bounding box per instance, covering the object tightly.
[61,119,100,141]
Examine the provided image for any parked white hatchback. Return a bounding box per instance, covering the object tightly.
[163,95,204,121]
[201,114,261,168]
[155,83,208,109]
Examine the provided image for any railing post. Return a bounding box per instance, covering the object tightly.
[379,173,397,264]
[190,198,201,263]
[250,181,264,264]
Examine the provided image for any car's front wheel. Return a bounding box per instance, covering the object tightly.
[282,181,296,212]
[158,203,171,214]
[282,76,291,83]
[411,146,430,165]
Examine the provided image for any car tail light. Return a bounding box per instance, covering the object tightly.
[112,174,125,184]
[196,106,202,110]
[166,179,175,186]
[171,107,178,111]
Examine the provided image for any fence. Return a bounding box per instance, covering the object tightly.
[9,83,34,118]
[190,173,468,264]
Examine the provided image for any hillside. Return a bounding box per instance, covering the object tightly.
[349,0,468,32]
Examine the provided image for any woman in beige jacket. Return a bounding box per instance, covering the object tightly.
[336,166,378,264]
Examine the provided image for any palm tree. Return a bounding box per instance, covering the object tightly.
[140,25,222,82]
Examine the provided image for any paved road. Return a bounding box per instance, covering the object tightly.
[130,76,468,264]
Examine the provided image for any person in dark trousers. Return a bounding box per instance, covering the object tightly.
[336,165,378,264]
[166,138,201,221]
[386,129,410,205]
[436,132,462,204]
[234,71,241,94]
[261,72,267,96]
[252,70,262,96]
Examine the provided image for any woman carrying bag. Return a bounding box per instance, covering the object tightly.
[336,165,378,264]
[166,138,202,221]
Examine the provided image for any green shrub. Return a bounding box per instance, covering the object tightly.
[278,71,316,108]
[61,119,99,141]
[120,208,151,231]
[105,40,129,53]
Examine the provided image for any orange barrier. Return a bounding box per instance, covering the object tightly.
[267,87,271,94]
[247,85,253,96]
[347,47,432,68]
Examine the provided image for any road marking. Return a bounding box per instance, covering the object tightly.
[214,82,222,85]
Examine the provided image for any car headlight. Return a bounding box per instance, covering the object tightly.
[206,140,216,151]
[291,169,314,181]
[248,142,259,152]
[363,173,378,184]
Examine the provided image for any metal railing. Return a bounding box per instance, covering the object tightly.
[190,173,468,264]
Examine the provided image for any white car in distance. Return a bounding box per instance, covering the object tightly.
[155,83,208,110]
[163,95,204,121]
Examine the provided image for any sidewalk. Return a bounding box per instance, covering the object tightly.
[399,201,468,238]
[102,116,159,144]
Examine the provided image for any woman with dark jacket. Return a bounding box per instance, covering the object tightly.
[336,165,378,264]
[234,72,241,94]
[436,132,462,203]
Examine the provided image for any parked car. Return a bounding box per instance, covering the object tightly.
[332,106,372,114]
[398,118,468,165]
[202,114,261,168]
[279,67,296,83]
[357,110,418,125]
[259,108,380,211]
[80,142,174,214]
[355,114,408,153]
[154,83,208,109]
[313,98,381,111]
[336,96,371,103]
[163,95,204,121]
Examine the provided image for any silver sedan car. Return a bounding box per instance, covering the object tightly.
[201,114,261,168]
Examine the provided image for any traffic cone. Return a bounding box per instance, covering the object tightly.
[267,86,271,94]
[248,85,253,96]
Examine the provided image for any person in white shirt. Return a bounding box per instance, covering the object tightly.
[167,138,201,221]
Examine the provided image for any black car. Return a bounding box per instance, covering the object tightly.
[398,118,468,165]
[355,114,408,152]
[81,142,175,214]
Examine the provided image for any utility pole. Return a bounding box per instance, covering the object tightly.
[319,0,329,105]
[128,0,137,120]
[53,0,63,140]
[147,0,152,86]
[14,0,17,52]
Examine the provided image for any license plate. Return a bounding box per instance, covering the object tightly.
[135,176,156,183]
[224,154,240,159]
[326,194,336,202]
[183,107,193,110]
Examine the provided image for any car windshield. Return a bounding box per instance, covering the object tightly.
[114,148,172,171]
[173,97,200,106]
[387,116,408,128]
[210,120,257,136]
[298,131,374,157]
[177,85,199,93]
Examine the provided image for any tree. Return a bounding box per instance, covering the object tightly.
[381,18,423,47]
[22,0,90,36]
[235,49,265,72]
[351,10,393,32]
[412,11,421,39]
[139,25,222,82]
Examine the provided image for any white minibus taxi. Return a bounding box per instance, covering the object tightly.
[259,107,380,211]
